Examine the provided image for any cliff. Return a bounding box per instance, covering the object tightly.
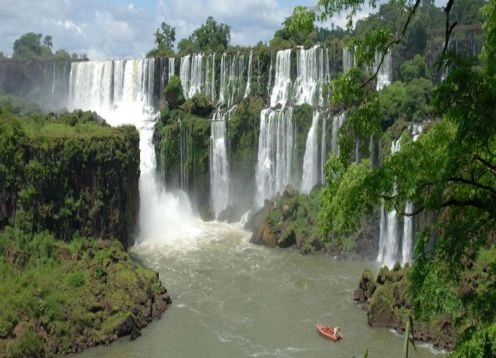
[0,109,139,248]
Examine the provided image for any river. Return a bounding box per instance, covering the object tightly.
[77,221,442,358]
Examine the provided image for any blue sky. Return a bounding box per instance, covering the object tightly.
[0,0,443,59]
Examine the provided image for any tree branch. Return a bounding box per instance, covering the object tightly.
[360,0,421,89]
[447,176,496,196]
[437,0,458,73]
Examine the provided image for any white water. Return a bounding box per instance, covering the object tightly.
[377,124,424,267]
[301,111,320,193]
[375,51,392,91]
[69,59,202,244]
[255,108,294,207]
[343,47,355,73]
[256,47,332,206]
[270,49,292,107]
[331,112,346,155]
[293,46,329,106]
[168,58,175,80]
[244,51,253,98]
[210,111,231,218]
[219,53,247,107]
[321,115,328,184]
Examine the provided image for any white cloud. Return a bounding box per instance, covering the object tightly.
[0,0,357,58]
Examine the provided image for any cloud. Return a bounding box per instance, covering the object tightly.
[0,0,357,59]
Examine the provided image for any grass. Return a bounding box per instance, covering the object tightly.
[0,228,165,357]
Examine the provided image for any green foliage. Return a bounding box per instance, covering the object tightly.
[13,32,51,59]
[164,76,185,110]
[154,108,211,217]
[148,22,176,57]
[0,229,166,356]
[178,16,230,54]
[0,108,140,247]
[7,327,44,358]
[319,155,377,238]
[284,6,316,36]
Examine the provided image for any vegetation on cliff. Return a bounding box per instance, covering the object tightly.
[0,229,170,357]
[0,102,170,356]
[0,107,139,247]
[304,0,496,355]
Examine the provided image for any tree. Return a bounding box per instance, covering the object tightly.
[147,22,176,57]
[310,0,496,355]
[284,6,316,35]
[13,32,44,59]
[178,16,230,54]
[43,35,53,49]
[55,49,71,60]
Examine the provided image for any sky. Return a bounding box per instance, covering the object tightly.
[0,0,361,59]
[0,0,444,60]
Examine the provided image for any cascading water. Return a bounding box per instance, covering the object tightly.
[180,53,217,101]
[375,51,392,91]
[69,59,201,244]
[270,49,292,107]
[210,110,231,218]
[293,46,329,106]
[342,47,355,73]
[255,108,294,207]
[256,46,331,206]
[301,111,320,193]
[168,58,175,80]
[378,124,423,267]
[377,139,401,267]
[244,51,253,98]
[331,112,346,155]
[219,52,247,107]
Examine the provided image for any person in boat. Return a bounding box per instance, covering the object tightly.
[334,325,341,337]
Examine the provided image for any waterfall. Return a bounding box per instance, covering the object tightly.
[301,111,320,193]
[210,111,231,218]
[321,116,327,184]
[168,58,175,80]
[219,53,247,107]
[293,46,328,106]
[377,123,424,266]
[402,201,414,264]
[255,46,332,206]
[68,59,201,244]
[375,51,392,91]
[255,108,294,207]
[244,51,253,98]
[331,113,346,155]
[342,47,355,73]
[270,49,292,107]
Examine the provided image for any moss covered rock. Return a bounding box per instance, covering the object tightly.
[354,266,455,351]
[0,109,139,248]
[0,229,170,357]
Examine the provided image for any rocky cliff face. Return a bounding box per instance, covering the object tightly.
[0,110,140,248]
[354,266,455,351]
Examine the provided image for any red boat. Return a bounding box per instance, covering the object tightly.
[316,324,344,341]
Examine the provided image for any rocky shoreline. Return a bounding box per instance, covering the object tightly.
[0,235,172,357]
[246,184,378,260]
[353,265,454,351]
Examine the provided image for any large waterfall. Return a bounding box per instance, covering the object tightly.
[301,111,320,193]
[68,59,201,243]
[255,46,332,205]
[180,54,216,100]
[210,111,231,218]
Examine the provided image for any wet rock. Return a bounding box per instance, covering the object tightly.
[116,315,139,338]
[283,184,296,198]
